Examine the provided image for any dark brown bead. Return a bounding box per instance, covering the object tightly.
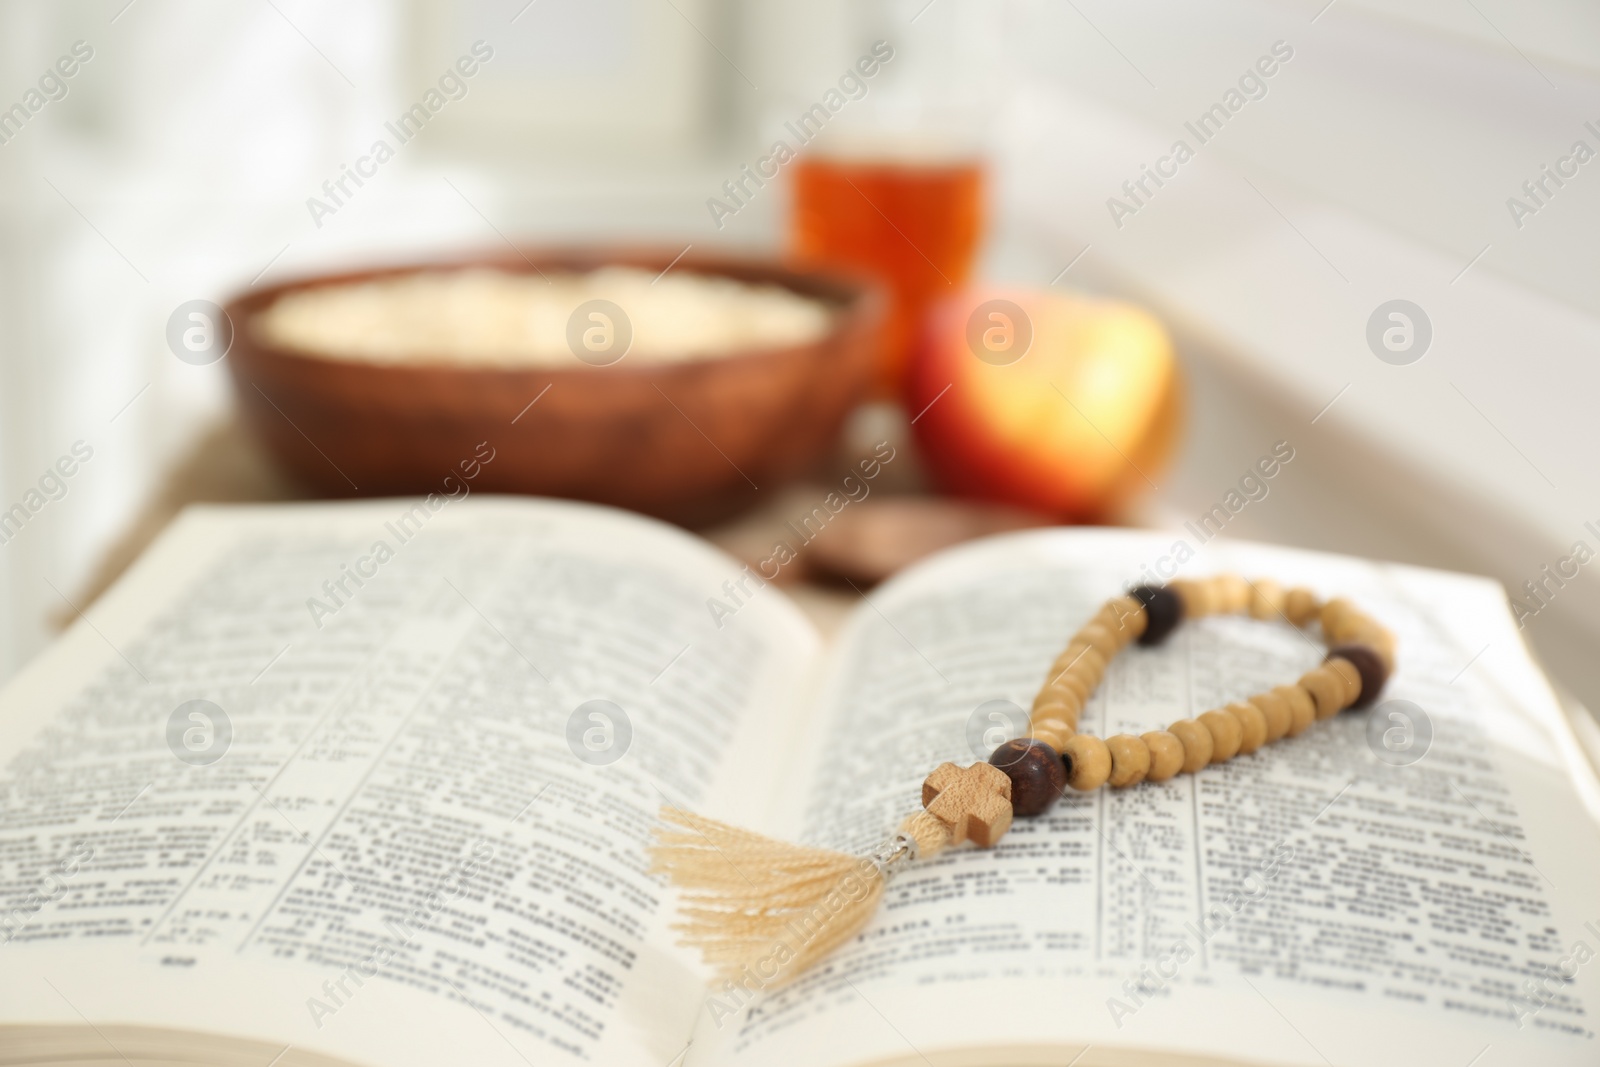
[1132,585,1182,646]
[1326,644,1388,709]
[988,738,1066,816]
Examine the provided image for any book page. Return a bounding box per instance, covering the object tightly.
[690,529,1600,1067]
[0,497,819,1067]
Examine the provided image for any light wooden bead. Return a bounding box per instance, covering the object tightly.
[1225,701,1268,755]
[1141,730,1186,782]
[1248,690,1292,742]
[1284,587,1320,626]
[1049,675,1088,710]
[1050,648,1100,684]
[1099,595,1148,641]
[1183,577,1219,614]
[1087,605,1122,642]
[1056,703,1083,732]
[1065,671,1103,700]
[1248,579,1284,620]
[1342,611,1385,644]
[1027,729,1066,753]
[1077,623,1121,660]
[1030,718,1074,751]
[1360,618,1396,645]
[1057,674,1093,710]
[1324,614,1368,646]
[1319,597,1357,638]
[1344,622,1397,670]
[1038,667,1089,698]
[1168,719,1214,773]
[1060,666,1095,697]
[1199,709,1243,763]
[1352,617,1394,642]
[1215,575,1252,614]
[1274,684,1316,736]
[1106,734,1151,787]
[1048,650,1079,677]
[1325,615,1362,644]
[1061,734,1112,792]
[1170,579,1214,617]
[1069,644,1109,681]
[1299,665,1349,720]
[1324,656,1364,707]
[1086,615,1129,651]
[1033,690,1081,720]
[1318,604,1344,639]
[1030,684,1081,716]
[1060,631,1099,658]
[1054,668,1103,702]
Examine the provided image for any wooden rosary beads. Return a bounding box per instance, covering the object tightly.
[899,576,1396,859]
[653,575,1399,985]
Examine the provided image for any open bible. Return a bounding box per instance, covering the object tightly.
[1,497,1597,1067]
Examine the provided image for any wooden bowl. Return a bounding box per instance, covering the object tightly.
[224,250,885,526]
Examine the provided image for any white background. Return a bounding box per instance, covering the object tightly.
[1,0,1598,713]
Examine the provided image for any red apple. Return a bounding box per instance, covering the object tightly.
[906,287,1183,520]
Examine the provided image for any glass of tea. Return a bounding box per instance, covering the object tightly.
[791,151,985,398]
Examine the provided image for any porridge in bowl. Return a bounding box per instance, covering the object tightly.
[252,266,833,367]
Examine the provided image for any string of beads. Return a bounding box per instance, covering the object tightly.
[898,576,1396,859]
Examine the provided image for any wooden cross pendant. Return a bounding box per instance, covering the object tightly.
[921,762,1013,848]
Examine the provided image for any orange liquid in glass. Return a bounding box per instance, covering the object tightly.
[791,156,984,397]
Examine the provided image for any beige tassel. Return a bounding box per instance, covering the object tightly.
[651,807,947,985]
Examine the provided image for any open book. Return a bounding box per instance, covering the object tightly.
[2,497,1597,1067]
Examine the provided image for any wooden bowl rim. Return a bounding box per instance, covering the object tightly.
[224,248,886,384]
